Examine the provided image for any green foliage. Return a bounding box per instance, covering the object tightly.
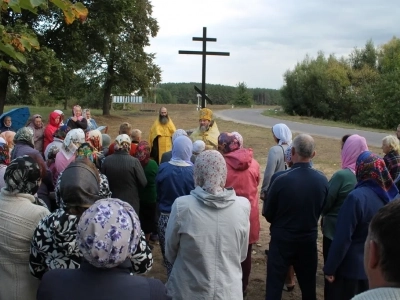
[158,82,281,105]
[234,82,253,106]
[281,38,400,129]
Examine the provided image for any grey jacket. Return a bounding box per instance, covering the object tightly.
[261,144,288,194]
[165,186,250,300]
[0,189,50,300]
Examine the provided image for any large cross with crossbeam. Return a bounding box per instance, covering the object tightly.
[179,27,230,108]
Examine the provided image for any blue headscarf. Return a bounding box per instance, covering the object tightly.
[171,136,193,165]
[355,151,399,203]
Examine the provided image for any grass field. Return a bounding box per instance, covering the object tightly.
[11,103,381,299]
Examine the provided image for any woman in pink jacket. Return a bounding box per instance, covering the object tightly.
[218,131,260,296]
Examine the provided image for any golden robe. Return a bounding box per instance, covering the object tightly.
[190,121,220,150]
[149,118,176,162]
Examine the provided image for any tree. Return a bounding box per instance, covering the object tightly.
[234,82,253,107]
[0,0,88,114]
[37,0,161,115]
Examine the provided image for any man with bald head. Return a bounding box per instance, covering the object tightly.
[149,107,176,164]
[263,134,329,300]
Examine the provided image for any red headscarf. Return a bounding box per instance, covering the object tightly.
[135,141,150,167]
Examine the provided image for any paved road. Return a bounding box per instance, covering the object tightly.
[214,109,391,147]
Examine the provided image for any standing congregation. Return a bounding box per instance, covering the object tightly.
[0,106,400,300]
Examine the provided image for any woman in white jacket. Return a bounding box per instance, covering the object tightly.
[165,150,250,300]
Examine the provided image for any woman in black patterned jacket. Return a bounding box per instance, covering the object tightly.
[29,159,153,279]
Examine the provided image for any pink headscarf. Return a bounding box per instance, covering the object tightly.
[341,134,368,173]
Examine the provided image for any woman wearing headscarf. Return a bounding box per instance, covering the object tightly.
[101,134,147,214]
[66,105,88,130]
[26,114,45,154]
[324,151,399,300]
[160,128,195,164]
[156,135,195,277]
[55,128,85,180]
[11,127,45,165]
[260,123,292,199]
[37,199,168,300]
[135,141,158,243]
[165,150,250,300]
[321,134,368,299]
[43,111,61,151]
[87,129,104,168]
[0,156,50,300]
[0,143,10,189]
[218,132,260,295]
[30,159,153,280]
[382,135,400,183]
[83,108,98,131]
[1,130,16,152]
[44,124,68,161]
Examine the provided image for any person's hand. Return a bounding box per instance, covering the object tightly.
[325,275,335,283]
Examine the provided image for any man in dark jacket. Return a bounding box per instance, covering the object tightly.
[263,134,329,300]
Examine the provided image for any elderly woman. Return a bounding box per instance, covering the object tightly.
[11,127,45,164]
[66,105,88,130]
[156,135,195,277]
[260,123,292,199]
[160,129,195,164]
[26,114,45,154]
[136,141,158,243]
[165,150,250,299]
[37,199,168,300]
[321,135,368,299]
[0,143,10,189]
[30,159,153,280]
[217,132,260,295]
[324,151,399,300]
[101,134,147,214]
[43,111,61,151]
[0,156,50,300]
[55,128,85,179]
[83,109,98,131]
[382,135,400,182]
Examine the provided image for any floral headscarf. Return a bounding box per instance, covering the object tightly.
[135,141,150,167]
[63,128,85,153]
[77,198,141,268]
[88,129,102,151]
[14,127,34,147]
[218,132,241,154]
[285,144,292,163]
[355,151,398,203]
[76,143,95,162]
[0,143,10,165]
[4,155,42,195]
[232,132,243,149]
[114,134,131,152]
[172,129,188,143]
[272,123,292,145]
[194,150,227,195]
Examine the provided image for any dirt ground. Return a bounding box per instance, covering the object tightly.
[95,104,381,300]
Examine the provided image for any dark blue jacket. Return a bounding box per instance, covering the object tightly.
[263,162,328,242]
[323,186,387,279]
[37,259,170,300]
[156,162,194,213]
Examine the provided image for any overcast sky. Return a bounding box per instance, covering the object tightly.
[146,0,400,89]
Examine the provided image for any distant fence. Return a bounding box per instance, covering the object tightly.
[112,95,143,103]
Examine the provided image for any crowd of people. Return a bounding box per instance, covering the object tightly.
[0,105,400,300]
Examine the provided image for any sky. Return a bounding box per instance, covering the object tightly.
[146,0,400,89]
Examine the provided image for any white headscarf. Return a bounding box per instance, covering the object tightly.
[172,129,188,144]
[62,128,85,157]
[272,124,292,145]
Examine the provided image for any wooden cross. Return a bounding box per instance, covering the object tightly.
[179,27,230,108]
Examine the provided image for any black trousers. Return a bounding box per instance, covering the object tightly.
[323,236,368,300]
[266,238,317,300]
